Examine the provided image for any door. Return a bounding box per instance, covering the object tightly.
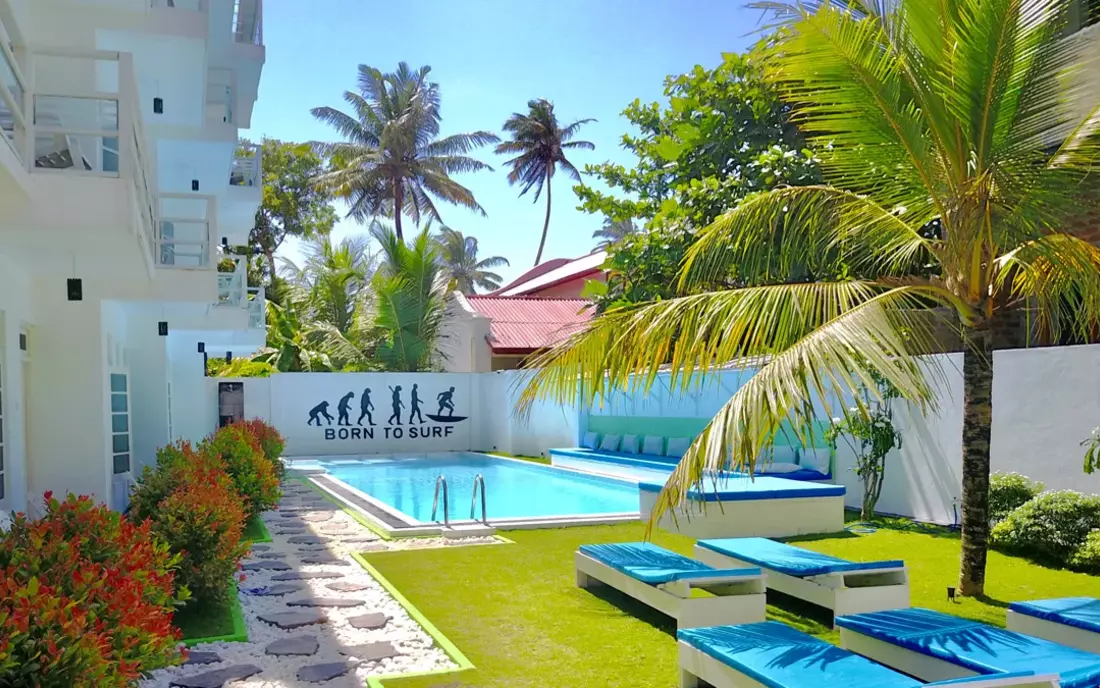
[218,381,244,427]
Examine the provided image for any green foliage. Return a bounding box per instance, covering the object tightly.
[129,441,200,520]
[254,300,333,373]
[229,419,287,482]
[991,490,1100,565]
[1067,529,1100,574]
[435,227,509,294]
[199,426,281,518]
[248,138,337,287]
[988,472,1045,525]
[1082,426,1100,474]
[206,357,275,378]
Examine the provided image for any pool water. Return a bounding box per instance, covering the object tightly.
[321,453,640,522]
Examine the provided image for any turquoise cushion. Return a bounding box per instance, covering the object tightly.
[638,476,844,501]
[678,622,921,688]
[1010,597,1100,635]
[578,542,760,585]
[698,537,903,577]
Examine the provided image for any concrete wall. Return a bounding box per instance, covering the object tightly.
[0,254,31,512]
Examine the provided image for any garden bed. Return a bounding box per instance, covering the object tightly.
[174,583,249,646]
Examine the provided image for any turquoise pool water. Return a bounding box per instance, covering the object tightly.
[321,453,640,522]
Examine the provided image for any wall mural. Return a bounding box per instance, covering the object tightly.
[305,382,469,442]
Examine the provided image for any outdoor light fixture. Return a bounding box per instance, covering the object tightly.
[226,351,232,363]
[221,237,228,247]
[153,97,163,114]
[197,341,206,353]
[191,179,200,191]
[947,586,956,602]
[158,321,169,336]
[67,278,83,301]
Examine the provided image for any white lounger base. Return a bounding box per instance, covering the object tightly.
[641,491,844,539]
[575,552,766,630]
[839,627,979,681]
[694,544,909,620]
[678,640,766,688]
[1006,609,1100,654]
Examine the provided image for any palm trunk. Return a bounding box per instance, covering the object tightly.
[534,172,552,266]
[264,248,277,291]
[394,184,405,243]
[959,317,994,597]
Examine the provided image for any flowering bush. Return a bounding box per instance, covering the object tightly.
[230,418,286,481]
[200,425,280,517]
[0,493,185,686]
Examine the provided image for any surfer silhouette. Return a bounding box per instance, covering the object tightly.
[436,386,456,417]
[357,387,375,426]
[307,400,334,426]
[410,384,424,423]
[337,391,354,426]
[387,385,404,425]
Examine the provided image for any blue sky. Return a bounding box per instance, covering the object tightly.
[244,0,763,284]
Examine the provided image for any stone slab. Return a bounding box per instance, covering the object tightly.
[326,581,372,593]
[297,661,357,683]
[300,555,351,566]
[339,641,401,662]
[257,611,326,629]
[245,583,304,597]
[183,651,221,666]
[169,664,262,688]
[287,597,366,608]
[242,560,291,571]
[264,634,319,657]
[347,612,389,630]
[271,570,344,581]
[287,535,327,545]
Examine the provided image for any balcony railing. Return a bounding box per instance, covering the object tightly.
[230,142,261,187]
[215,254,265,330]
[0,16,26,161]
[232,0,263,46]
[155,193,216,269]
[150,0,206,9]
[247,287,265,329]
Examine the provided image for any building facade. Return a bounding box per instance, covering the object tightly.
[0,0,266,514]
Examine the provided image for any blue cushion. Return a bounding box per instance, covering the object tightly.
[678,622,921,688]
[638,476,845,501]
[1010,597,1100,635]
[578,542,760,585]
[697,537,904,577]
[835,608,1100,687]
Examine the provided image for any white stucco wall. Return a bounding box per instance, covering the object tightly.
[0,254,31,512]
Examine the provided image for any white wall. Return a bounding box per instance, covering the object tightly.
[125,311,170,475]
[0,254,31,512]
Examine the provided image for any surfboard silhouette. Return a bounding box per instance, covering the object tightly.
[426,414,468,423]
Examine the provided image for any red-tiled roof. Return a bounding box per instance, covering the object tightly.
[465,296,592,353]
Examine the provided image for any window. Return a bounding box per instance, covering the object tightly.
[110,372,130,475]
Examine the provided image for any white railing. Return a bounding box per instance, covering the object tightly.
[217,254,247,306]
[155,193,216,269]
[230,141,261,187]
[247,286,265,329]
[232,0,263,46]
[0,15,27,162]
[150,0,206,9]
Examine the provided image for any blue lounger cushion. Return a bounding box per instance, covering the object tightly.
[550,448,832,481]
[639,476,844,501]
[924,672,1036,686]
[578,542,761,585]
[698,537,904,577]
[835,608,1100,688]
[1010,597,1100,634]
[678,621,921,688]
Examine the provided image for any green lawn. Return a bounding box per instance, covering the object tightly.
[366,521,1098,688]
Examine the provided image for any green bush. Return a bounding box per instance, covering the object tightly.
[128,441,200,519]
[1068,529,1100,574]
[990,490,1100,565]
[230,418,286,481]
[988,472,1044,525]
[200,425,280,518]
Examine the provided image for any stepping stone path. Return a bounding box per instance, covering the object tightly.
[301,554,351,566]
[347,612,389,630]
[183,651,221,666]
[340,641,401,662]
[288,535,326,545]
[326,580,372,593]
[297,661,357,683]
[242,560,291,571]
[271,570,344,581]
[257,611,327,630]
[274,528,308,536]
[264,635,319,657]
[168,664,262,688]
[245,583,304,597]
[256,552,287,560]
[287,597,366,608]
[250,544,270,552]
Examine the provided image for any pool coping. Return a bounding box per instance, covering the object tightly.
[288,452,643,539]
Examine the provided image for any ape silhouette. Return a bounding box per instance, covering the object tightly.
[387,385,404,426]
[307,400,334,426]
[337,391,355,426]
[409,384,424,424]
[357,388,375,426]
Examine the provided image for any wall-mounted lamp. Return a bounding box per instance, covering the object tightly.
[225,351,232,363]
[153,97,164,114]
[191,179,200,192]
[197,342,206,353]
[221,237,228,248]
[67,278,83,301]
[158,321,169,336]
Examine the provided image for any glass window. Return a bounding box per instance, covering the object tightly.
[111,393,127,413]
[113,454,130,475]
[112,433,129,454]
[112,413,128,433]
[110,373,127,393]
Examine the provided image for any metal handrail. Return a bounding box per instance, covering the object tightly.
[470,474,488,524]
[431,474,449,527]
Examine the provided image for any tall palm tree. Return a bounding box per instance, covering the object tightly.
[518,0,1100,597]
[435,227,510,294]
[495,99,595,266]
[592,218,637,250]
[311,63,499,241]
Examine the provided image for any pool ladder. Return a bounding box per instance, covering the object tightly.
[470,473,488,525]
[431,474,489,527]
[431,475,450,526]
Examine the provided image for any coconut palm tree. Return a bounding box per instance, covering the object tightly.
[518,0,1100,597]
[592,218,638,250]
[435,227,510,294]
[311,63,499,242]
[495,99,595,266]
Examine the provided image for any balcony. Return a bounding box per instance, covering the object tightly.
[232,0,263,47]
[221,141,262,244]
[156,193,217,269]
[216,254,266,331]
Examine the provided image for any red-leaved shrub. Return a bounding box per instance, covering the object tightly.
[230,418,286,480]
[128,440,205,520]
[200,425,280,517]
[0,493,185,686]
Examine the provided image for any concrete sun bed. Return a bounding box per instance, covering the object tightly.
[575,542,766,629]
[677,621,1059,688]
[694,537,909,618]
[1007,597,1100,654]
[836,607,1100,687]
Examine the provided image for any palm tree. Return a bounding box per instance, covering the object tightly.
[592,218,637,250]
[518,0,1100,597]
[435,227,510,294]
[279,235,375,336]
[311,63,499,242]
[495,99,595,266]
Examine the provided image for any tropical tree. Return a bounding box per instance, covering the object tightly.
[435,227,510,293]
[495,99,595,266]
[592,218,637,250]
[518,0,1100,598]
[279,235,375,337]
[311,63,498,242]
[253,300,332,372]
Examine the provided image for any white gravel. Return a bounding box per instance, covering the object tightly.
[139,483,491,688]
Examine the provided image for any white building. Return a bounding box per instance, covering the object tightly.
[0,0,267,514]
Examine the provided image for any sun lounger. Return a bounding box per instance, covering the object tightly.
[677,621,1059,688]
[836,607,1100,687]
[694,537,909,618]
[1007,597,1100,654]
[575,542,766,629]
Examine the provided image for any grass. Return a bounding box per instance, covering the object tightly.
[366,521,1100,688]
[243,514,272,543]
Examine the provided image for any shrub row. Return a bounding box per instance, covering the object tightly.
[0,418,286,686]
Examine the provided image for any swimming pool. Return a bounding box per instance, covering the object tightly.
[318,453,640,523]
